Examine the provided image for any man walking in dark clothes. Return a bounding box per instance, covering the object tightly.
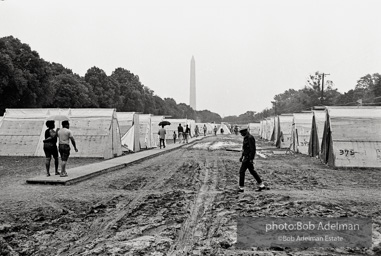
[238,127,267,193]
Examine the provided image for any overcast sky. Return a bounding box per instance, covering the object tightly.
[1,0,381,117]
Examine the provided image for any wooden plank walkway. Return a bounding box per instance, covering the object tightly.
[26,136,205,185]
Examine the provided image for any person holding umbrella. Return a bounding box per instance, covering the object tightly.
[158,124,166,149]
[158,121,171,149]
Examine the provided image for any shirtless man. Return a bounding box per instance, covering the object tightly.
[57,120,78,177]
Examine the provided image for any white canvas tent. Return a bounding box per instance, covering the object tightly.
[206,123,214,134]
[276,114,293,148]
[117,112,135,136]
[0,108,122,159]
[271,116,279,144]
[268,117,275,141]
[248,123,261,136]
[216,123,231,134]
[138,114,154,149]
[308,110,326,157]
[195,123,214,135]
[192,123,202,136]
[117,112,140,152]
[264,117,274,141]
[321,106,381,168]
[186,119,196,137]
[290,112,313,154]
[261,119,267,139]
[262,120,267,138]
[259,120,265,138]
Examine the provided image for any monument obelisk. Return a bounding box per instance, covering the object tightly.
[190,56,196,110]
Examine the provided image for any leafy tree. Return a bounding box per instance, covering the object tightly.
[322,81,341,105]
[49,74,91,108]
[222,111,256,124]
[142,86,156,114]
[253,108,273,121]
[272,89,307,114]
[48,62,73,76]
[0,36,54,115]
[178,103,196,119]
[336,89,357,106]
[111,68,145,112]
[269,72,341,116]
[85,67,121,108]
[355,73,381,105]
[371,73,381,104]
[163,98,179,117]
[153,95,167,115]
[107,76,123,110]
[336,73,381,106]
[197,110,222,123]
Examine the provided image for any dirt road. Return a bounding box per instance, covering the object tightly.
[0,135,380,255]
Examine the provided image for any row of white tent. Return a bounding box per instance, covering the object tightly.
[248,123,261,136]
[258,106,381,168]
[0,108,230,159]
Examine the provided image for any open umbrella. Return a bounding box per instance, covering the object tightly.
[158,120,171,126]
[46,114,70,121]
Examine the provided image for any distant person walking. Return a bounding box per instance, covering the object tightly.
[214,126,218,136]
[57,120,78,177]
[184,125,190,143]
[158,125,166,149]
[177,124,184,144]
[203,124,207,136]
[237,127,267,193]
[42,120,59,176]
[234,126,239,135]
[173,131,177,144]
[194,125,199,137]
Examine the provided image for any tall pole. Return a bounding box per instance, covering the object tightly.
[320,73,330,104]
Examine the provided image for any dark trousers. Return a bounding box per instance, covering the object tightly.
[159,138,165,148]
[239,160,262,187]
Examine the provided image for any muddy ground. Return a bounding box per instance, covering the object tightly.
[0,135,380,256]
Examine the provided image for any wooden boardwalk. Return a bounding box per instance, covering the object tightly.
[26,136,205,185]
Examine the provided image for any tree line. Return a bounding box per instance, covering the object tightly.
[260,71,381,120]
[1,36,380,125]
[0,36,222,123]
[224,72,381,123]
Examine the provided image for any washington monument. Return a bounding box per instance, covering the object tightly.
[190,56,196,110]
